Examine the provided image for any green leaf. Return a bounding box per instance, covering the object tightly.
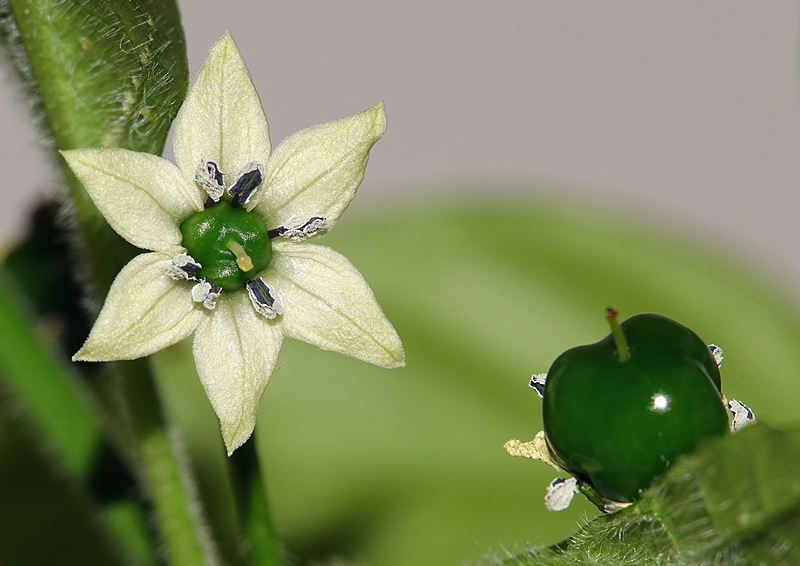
[0,266,161,566]
[0,375,137,566]
[491,422,800,565]
[250,194,800,566]
[655,423,800,557]
[0,267,99,476]
[146,192,800,566]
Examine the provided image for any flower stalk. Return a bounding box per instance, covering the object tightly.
[230,436,284,566]
[116,359,218,566]
[5,1,227,562]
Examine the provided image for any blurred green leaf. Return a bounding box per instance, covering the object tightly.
[0,266,159,566]
[0,373,135,566]
[154,191,800,566]
[3,203,93,370]
[0,267,98,476]
[270,195,800,566]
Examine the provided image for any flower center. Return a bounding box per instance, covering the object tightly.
[180,200,272,291]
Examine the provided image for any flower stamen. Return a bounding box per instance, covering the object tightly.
[167,253,202,281]
[529,373,547,398]
[191,277,222,309]
[229,161,263,205]
[269,216,328,241]
[727,398,755,432]
[545,477,579,511]
[195,161,225,202]
[709,344,723,368]
[226,239,255,272]
[246,278,283,319]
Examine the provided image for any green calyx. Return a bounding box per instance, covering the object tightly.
[180,201,272,291]
[542,312,728,504]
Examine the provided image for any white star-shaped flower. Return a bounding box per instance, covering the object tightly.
[62,32,404,454]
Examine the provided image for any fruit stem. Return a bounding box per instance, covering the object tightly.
[605,307,630,362]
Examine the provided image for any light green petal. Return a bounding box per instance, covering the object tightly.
[193,289,283,455]
[73,253,202,361]
[267,241,404,368]
[173,32,270,180]
[252,103,386,230]
[62,148,203,252]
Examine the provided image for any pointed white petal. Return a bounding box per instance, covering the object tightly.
[267,242,404,368]
[193,289,283,455]
[173,32,270,180]
[252,103,386,230]
[73,253,202,361]
[62,148,203,252]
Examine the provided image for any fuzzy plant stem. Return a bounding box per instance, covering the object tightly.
[3,0,224,563]
[116,359,218,566]
[231,434,284,566]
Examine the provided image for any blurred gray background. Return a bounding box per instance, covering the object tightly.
[3,1,800,289]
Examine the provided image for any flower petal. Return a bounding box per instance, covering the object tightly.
[173,32,270,180]
[62,148,203,252]
[193,289,283,455]
[267,242,404,368]
[252,103,387,230]
[73,253,202,361]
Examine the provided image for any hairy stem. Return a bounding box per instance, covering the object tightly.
[117,359,218,566]
[231,435,284,566]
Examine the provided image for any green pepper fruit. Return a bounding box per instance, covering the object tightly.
[542,310,729,503]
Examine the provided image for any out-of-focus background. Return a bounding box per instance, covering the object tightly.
[3,3,800,566]
[3,2,800,290]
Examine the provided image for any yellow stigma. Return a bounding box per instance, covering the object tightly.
[226,239,254,272]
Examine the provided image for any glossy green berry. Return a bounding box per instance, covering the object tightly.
[180,200,272,291]
[542,311,729,503]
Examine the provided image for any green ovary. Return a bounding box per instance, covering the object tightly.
[180,200,272,291]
